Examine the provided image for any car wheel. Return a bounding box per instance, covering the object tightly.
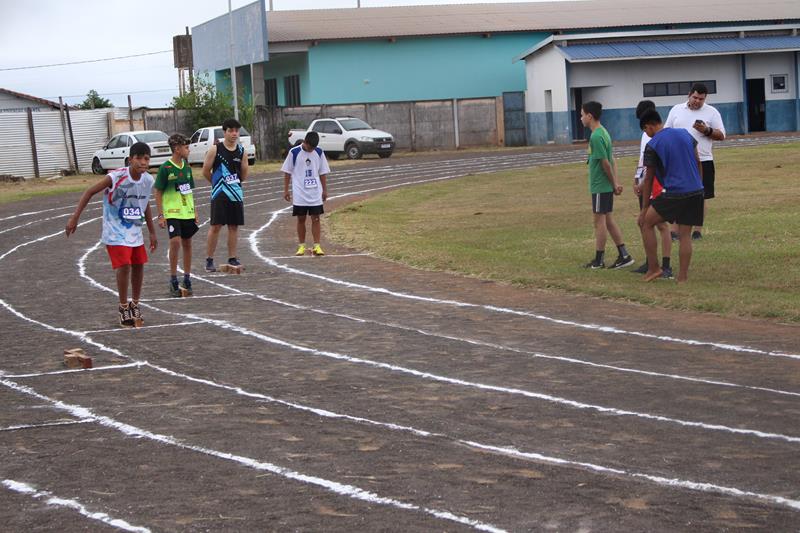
[346,143,362,160]
[91,157,104,174]
[378,152,392,159]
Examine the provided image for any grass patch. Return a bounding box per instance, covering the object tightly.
[328,142,800,322]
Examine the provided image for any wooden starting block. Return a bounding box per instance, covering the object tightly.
[63,348,92,369]
[179,287,192,297]
[218,264,244,275]
[133,317,144,328]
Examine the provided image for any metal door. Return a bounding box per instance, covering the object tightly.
[502,92,527,146]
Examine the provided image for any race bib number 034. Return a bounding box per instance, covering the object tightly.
[122,206,142,220]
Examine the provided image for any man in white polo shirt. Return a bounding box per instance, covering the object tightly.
[665,82,726,240]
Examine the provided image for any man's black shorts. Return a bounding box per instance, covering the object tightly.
[292,205,324,216]
[591,192,614,214]
[651,191,704,227]
[166,219,198,240]
[701,160,715,199]
[210,195,244,226]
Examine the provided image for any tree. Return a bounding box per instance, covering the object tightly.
[77,89,112,110]
[172,77,234,134]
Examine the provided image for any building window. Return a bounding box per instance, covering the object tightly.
[284,75,301,107]
[264,78,278,107]
[643,80,717,97]
[771,74,788,93]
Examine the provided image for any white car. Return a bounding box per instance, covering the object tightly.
[287,117,394,159]
[91,130,171,174]
[188,126,256,166]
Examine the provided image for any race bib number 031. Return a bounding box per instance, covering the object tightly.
[122,206,142,220]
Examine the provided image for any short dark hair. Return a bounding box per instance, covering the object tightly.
[130,142,151,158]
[639,109,663,130]
[304,131,320,148]
[635,100,656,119]
[690,83,708,96]
[222,118,241,131]
[168,133,189,152]
[581,101,603,120]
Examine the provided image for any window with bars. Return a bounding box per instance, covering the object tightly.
[284,75,301,107]
[643,80,716,98]
[264,78,278,107]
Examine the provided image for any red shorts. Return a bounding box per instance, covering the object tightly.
[106,245,148,270]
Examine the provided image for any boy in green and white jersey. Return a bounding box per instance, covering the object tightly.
[154,134,198,296]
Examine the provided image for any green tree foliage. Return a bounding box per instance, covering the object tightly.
[172,77,234,133]
[77,89,113,110]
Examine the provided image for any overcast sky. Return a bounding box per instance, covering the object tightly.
[0,0,566,108]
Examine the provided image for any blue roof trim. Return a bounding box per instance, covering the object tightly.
[559,35,800,61]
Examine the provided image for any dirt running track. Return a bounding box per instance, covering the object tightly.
[1,138,799,532]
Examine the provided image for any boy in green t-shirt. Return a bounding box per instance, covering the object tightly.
[580,101,633,270]
[154,134,198,296]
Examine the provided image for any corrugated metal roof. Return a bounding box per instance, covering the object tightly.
[263,0,800,43]
[559,35,800,61]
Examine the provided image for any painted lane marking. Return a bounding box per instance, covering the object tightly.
[0,380,507,533]
[2,479,151,532]
[4,363,145,379]
[0,420,91,432]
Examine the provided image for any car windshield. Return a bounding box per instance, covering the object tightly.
[338,119,371,131]
[214,127,250,139]
[133,132,168,143]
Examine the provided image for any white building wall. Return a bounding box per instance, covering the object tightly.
[744,52,796,100]
[525,44,569,113]
[568,55,743,108]
[0,93,54,112]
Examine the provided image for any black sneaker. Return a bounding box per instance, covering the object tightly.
[169,278,181,297]
[228,257,241,267]
[632,262,648,274]
[205,258,216,272]
[670,231,679,242]
[661,266,675,279]
[691,231,702,240]
[119,304,134,328]
[584,259,605,270]
[129,301,143,325]
[610,255,635,269]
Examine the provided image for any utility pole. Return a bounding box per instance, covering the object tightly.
[228,0,239,120]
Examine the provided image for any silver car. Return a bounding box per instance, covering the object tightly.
[91,130,171,174]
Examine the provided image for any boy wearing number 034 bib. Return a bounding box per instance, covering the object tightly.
[282,131,330,256]
[65,142,158,328]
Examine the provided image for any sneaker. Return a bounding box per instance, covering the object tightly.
[181,277,193,296]
[169,278,181,297]
[312,244,325,256]
[129,301,143,324]
[691,231,702,240]
[661,266,675,279]
[228,257,241,267]
[670,231,679,242]
[584,259,605,270]
[205,258,216,272]
[119,304,134,328]
[295,244,306,256]
[610,255,635,269]
[632,262,648,274]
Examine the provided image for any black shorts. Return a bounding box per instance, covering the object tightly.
[166,218,198,240]
[210,195,244,226]
[701,160,715,199]
[292,205,324,216]
[651,191,704,227]
[591,192,614,214]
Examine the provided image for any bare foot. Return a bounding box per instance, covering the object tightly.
[677,276,688,283]
[643,269,663,282]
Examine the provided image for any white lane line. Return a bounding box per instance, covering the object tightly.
[0,379,507,533]
[3,293,800,512]
[269,253,371,259]
[250,209,800,360]
[4,363,145,379]
[2,479,151,533]
[77,243,800,445]
[181,261,800,399]
[83,321,206,333]
[0,420,91,432]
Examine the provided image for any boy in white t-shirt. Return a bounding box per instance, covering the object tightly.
[281,131,330,256]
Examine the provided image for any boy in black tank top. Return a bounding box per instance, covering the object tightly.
[202,118,250,272]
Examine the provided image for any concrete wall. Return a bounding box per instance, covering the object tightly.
[744,52,797,132]
[524,44,571,144]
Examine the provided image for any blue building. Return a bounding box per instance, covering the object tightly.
[192,0,800,145]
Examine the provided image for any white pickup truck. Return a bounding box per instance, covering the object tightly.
[288,117,394,159]
[188,125,256,166]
